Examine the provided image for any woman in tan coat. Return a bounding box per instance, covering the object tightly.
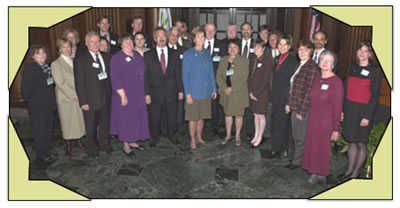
[217,39,249,147]
[51,38,86,156]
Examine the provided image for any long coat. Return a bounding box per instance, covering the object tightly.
[51,56,85,139]
[216,55,249,116]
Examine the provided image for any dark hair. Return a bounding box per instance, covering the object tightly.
[131,16,144,24]
[356,40,374,64]
[100,37,109,44]
[96,15,110,25]
[298,39,315,58]
[227,38,240,48]
[152,27,167,39]
[118,33,133,46]
[312,30,328,40]
[253,39,266,48]
[268,30,281,39]
[26,44,49,64]
[319,50,338,68]
[258,24,269,33]
[277,33,293,48]
[241,22,253,30]
[133,31,145,39]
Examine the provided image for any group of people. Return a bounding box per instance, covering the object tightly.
[21,14,382,187]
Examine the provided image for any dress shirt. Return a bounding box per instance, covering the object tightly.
[168,43,178,50]
[241,38,251,57]
[312,48,325,64]
[156,46,169,67]
[100,31,110,42]
[88,50,105,72]
[204,38,215,54]
[290,60,307,87]
[178,37,183,46]
[61,54,73,67]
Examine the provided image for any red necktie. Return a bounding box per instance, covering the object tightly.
[243,42,248,57]
[207,41,211,53]
[160,49,166,75]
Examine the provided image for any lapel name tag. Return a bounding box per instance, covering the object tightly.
[180,54,183,59]
[321,84,329,90]
[213,56,221,62]
[144,43,147,47]
[92,62,100,69]
[98,72,108,80]
[257,63,262,68]
[214,47,220,52]
[110,40,117,45]
[125,57,131,62]
[47,77,54,85]
[226,68,234,76]
[361,69,370,76]
[249,48,254,53]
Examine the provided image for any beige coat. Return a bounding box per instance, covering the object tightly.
[51,56,85,139]
[216,55,249,116]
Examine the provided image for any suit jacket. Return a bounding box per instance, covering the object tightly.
[144,48,183,103]
[21,62,57,111]
[207,38,227,75]
[270,52,298,106]
[181,38,192,49]
[239,38,255,59]
[108,32,120,55]
[74,49,112,110]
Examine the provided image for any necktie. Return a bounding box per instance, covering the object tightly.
[160,49,166,75]
[207,41,211,53]
[313,52,318,63]
[95,53,103,72]
[243,41,248,57]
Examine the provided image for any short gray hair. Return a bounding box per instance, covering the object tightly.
[85,31,100,43]
[168,26,180,36]
[319,50,338,68]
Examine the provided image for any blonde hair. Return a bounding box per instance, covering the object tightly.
[62,28,80,45]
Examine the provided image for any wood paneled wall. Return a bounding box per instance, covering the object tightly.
[10,7,390,107]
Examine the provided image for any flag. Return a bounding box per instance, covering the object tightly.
[158,8,172,31]
[307,9,321,41]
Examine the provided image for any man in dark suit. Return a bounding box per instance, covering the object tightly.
[311,30,328,65]
[96,16,120,55]
[166,26,188,136]
[221,24,238,51]
[74,31,113,158]
[130,16,153,48]
[204,22,227,136]
[175,20,192,49]
[240,22,256,139]
[144,27,184,147]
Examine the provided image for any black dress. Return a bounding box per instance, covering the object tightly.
[342,63,382,143]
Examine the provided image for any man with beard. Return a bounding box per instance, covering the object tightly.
[311,30,328,64]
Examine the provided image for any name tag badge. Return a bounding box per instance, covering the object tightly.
[92,62,100,69]
[226,68,234,76]
[180,54,183,59]
[249,48,254,53]
[47,77,54,85]
[321,84,329,90]
[214,47,220,52]
[361,69,370,76]
[213,56,221,62]
[144,43,148,47]
[257,63,262,68]
[125,57,131,62]
[98,72,108,80]
[110,40,117,45]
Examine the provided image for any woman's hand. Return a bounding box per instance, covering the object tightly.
[296,113,303,120]
[285,105,291,114]
[121,95,128,106]
[212,92,218,100]
[331,131,339,142]
[224,87,232,96]
[249,92,258,101]
[360,118,369,127]
[341,112,344,122]
[186,95,193,104]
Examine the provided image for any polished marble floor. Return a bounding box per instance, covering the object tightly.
[12,114,354,199]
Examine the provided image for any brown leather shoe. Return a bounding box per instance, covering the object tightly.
[65,141,72,156]
[75,139,86,151]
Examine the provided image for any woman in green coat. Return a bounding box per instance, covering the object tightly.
[217,39,249,147]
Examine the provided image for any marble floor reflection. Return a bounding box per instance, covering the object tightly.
[13,115,352,199]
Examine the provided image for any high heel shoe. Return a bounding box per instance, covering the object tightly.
[75,139,86,151]
[235,138,241,147]
[196,139,208,147]
[122,150,136,158]
[221,137,231,145]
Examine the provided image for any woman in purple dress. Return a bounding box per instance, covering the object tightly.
[301,50,344,186]
[110,33,150,157]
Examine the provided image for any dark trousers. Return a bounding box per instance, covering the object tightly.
[149,101,178,144]
[161,99,185,134]
[29,109,55,160]
[290,110,309,166]
[83,107,111,155]
[211,95,225,130]
[262,102,273,138]
[271,104,290,152]
[245,108,255,137]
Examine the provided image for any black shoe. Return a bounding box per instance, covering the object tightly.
[33,157,55,167]
[337,172,351,181]
[85,153,99,160]
[172,139,181,145]
[122,150,136,158]
[268,151,281,159]
[284,163,300,170]
[132,145,145,151]
[249,144,260,149]
[149,143,157,148]
[212,129,219,136]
